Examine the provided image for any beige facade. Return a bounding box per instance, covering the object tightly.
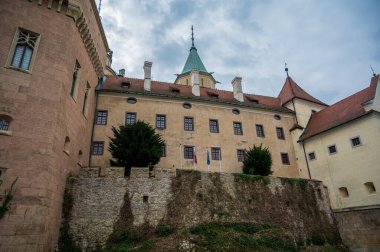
[175,73,216,89]
[91,93,300,177]
[303,113,380,209]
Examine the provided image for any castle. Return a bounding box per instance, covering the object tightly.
[0,0,379,251]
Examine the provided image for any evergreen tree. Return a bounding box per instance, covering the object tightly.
[109,121,165,175]
[242,145,273,176]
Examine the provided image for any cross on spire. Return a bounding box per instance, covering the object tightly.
[191,25,194,47]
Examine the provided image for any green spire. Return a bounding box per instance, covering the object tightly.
[181,26,208,74]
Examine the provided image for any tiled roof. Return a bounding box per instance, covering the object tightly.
[99,76,294,113]
[299,75,379,141]
[278,76,328,106]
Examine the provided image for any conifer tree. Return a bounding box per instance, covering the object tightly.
[242,144,273,176]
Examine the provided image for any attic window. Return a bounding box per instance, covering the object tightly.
[121,82,130,88]
[246,96,259,103]
[274,114,281,120]
[183,102,192,109]
[171,87,180,94]
[232,108,240,115]
[207,92,219,99]
[127,97,137,104]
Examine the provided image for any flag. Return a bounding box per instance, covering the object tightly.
[206,149,210,171]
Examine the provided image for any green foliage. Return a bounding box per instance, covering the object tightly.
[108,121,165,171]
[242,145,273,176]
[282,178,308,190]
[0,178,17,219]
[58,185,81,252]
[155,226,175,237]
[234,173,270,184]
[309,235,326,246]
[190,222,295,251]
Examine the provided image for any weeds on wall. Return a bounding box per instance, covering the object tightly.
[0,178,17,219]
[58,177,81,252]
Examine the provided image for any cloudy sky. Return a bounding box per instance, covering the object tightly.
[98,0,380,105]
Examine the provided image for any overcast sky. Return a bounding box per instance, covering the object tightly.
[98,0,380,105]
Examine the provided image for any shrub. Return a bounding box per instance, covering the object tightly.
[109,121,165,174]
[242,145,272,176]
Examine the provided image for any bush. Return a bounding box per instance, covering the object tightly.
[242,145,272,176]
[109,121,165,173]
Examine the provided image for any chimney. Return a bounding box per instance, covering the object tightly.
[118,68,125,77]
[231,76,244,102]
[191,69,200,96]
[373,75,380,112]
[143,61,152,91]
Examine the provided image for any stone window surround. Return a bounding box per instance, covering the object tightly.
[256,124,265,138]
[209,119,219,133]
[5,27,41,74]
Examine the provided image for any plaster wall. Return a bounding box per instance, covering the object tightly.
[175,73,216,89]
[304,114,380,209]
[91,93,300,177]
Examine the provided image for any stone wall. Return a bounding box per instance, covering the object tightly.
[67,167,341,251]
[334,206,380,252]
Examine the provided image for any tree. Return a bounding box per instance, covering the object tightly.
[242,144,272,176]
[109,121,165,175]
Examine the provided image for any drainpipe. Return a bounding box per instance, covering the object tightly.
[301,141,312,179]
[88,77,104,167]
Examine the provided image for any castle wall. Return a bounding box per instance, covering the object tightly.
[91,93,300,177]
[67,167,341,251]
[0,0,109,251]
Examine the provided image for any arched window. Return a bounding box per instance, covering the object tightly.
[64,136,70,155]
[364,182,376,195]
[339,187,349,198]
[0,115,13,135]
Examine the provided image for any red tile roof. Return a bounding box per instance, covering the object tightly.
[99,76,293,113]
[299,75,379,141]
[278,76,328,106]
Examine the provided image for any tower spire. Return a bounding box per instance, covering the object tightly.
[191,25,194,47]
[285,62,289,77]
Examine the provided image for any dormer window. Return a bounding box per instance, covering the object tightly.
[121,82,130,88]
[171,87,180,94]
[207,92,219,99]
[246,96,259,103]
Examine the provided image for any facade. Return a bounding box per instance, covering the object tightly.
[0,0,110,251]
[0,1,379,250]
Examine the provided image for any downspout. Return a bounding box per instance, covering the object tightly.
[88,77,104,167]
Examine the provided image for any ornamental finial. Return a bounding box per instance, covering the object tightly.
[191,25,194,47]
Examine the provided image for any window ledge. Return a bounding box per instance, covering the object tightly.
[63,150,70,156]
[0,130,12,136]
[5,66,32,75]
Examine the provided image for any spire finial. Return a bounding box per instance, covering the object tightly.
[285,62,289,77]
[191,25,194,47]
[370,64,376,77]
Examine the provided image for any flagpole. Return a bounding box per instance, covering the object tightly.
[206,148,210,172]
[180,144,182,169]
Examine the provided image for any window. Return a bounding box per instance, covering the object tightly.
[184,146,194,159]
[125,112,137,125]
[7,28,40,72]
[0,115,12,132]
[328,144,337,155]
[161,144,166,157]
[70,60,81,99]
[207,92,219,99]
[237,149,246,162]
[121,82,130,88]
[350,137,361,147]
[233,122,243,135]
[364,182,376,194]
[209,119,219,133]
[127,97,137,104]
[96,110,108,125]
[274,114,281,120]
[232,108,240,115]
[211,147,221,160]
[256,124,265,137]
[308,152,316,161]
[281,153,290,165]
[184,117,194,131]
[276,127,285,140]
[82,82,90,117]
[92,141,104,155]
[246,96,259,103]
[64,136,70,155]
[339,187,349,198]
[156,115,166,129]
[171,87,180,94]
[183,102,192,109]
